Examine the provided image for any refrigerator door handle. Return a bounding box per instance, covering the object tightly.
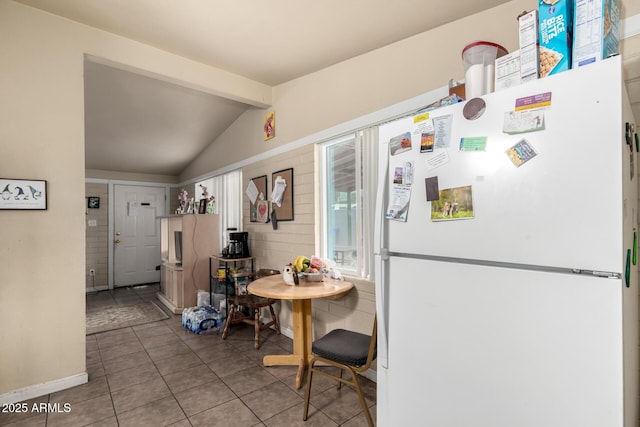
[374,140,389,253]
[375,255,389,369]
[374,140,390,369]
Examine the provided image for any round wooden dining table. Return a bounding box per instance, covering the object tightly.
[248,273,353,389]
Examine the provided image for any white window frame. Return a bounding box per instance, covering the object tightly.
[319,128,377,279]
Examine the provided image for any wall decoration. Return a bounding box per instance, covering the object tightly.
[264,111,275,141]
[271,168,293,221]
[0,178,47,210]
[87,196,100,209]
[248,175,268,223]
[256,199,269,223]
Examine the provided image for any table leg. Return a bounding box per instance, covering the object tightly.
[262,299,312,389]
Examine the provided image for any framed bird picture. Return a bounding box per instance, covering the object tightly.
[0,178,47,210]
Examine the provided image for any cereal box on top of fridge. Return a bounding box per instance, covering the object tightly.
[573,0,620,68]
[519,10,539,82]
[538,0,573,78]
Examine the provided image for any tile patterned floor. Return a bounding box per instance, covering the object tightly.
[0,285,376,426]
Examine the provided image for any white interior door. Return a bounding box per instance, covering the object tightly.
[114,185,166,287]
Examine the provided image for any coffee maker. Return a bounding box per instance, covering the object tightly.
[224,231,250,258]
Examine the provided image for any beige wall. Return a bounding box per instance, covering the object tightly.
[180,0,539,181]
[0,1,87,397]
[241,145,376,336]
[85,183,109,290]
[0,0,267,399]
[623,0,640,17]
[243,146,315,269]
[181,0,640,184]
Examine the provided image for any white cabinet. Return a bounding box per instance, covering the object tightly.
[157,214,219,313]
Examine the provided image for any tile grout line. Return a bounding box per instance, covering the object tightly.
[86,285,374,426]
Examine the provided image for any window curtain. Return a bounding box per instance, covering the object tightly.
[207,169,243,248]
[357,126,378,280]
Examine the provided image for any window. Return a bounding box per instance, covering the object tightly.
[320,127,378,279]
[196,169,243,249]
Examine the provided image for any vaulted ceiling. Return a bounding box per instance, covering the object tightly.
[13,0,640,176]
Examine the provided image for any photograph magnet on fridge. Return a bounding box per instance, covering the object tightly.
[389,132,412,156]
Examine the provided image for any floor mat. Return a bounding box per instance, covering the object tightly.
[86,301,169,335]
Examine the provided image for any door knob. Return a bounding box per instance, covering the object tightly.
[114,239,121,244]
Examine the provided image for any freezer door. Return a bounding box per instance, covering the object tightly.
[385,256,623,427]
[378,57,625,273]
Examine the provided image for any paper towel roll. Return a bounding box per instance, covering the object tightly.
[465,63,485,98]
[484,63,495,95]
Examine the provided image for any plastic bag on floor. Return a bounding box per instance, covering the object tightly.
[182,305,221,334]
[197,290,210,307]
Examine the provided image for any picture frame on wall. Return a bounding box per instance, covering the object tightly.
[271,168,293,221]
[87,196,100,209]
[249,175,268,223]
[0,178,47,210]
[264,111,275,141]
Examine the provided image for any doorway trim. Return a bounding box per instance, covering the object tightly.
[86,178,171,290]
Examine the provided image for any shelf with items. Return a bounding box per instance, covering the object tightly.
[209,255,254,316]
[225,271,254,324]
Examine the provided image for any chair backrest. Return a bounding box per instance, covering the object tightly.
[362,316,378,371]
[230,272,251,296]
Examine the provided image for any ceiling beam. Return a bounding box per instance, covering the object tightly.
[84,53,272,109]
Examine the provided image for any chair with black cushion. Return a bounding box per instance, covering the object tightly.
[221,268,281,349]
[303,317,377,426]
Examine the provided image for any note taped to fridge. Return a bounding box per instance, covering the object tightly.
[432,114,453,149]
[425,150,450,171]
[459,137,487,151]
[386,184,411,222]
[515,92,552,111]
[393,162,414,185]
[503,109,545,134]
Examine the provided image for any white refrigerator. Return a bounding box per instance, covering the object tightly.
[374,56,638,427]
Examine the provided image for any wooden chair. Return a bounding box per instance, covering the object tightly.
[221,268,281,349]
[303,317,377,426]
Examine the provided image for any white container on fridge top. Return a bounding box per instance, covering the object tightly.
[462,41,508,98]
